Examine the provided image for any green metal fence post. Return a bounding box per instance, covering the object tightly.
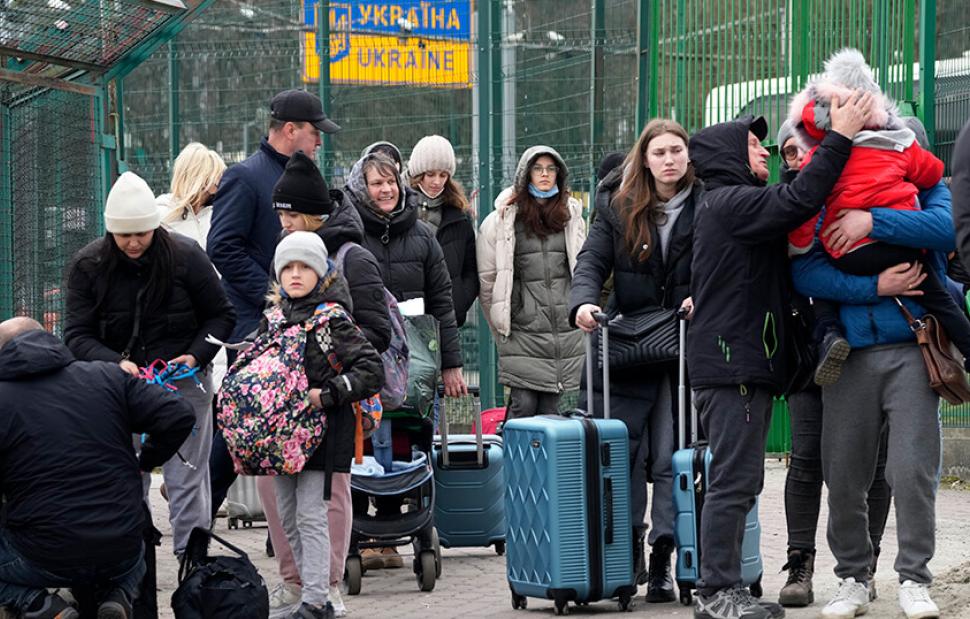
[918,0,936,147]
[635,0,649,131]
[647,0,660,119]
[168,39,180,164]
[0,104,12,318]
[317,0,332,174]
[477,0,499,408]
[590,0,605,189]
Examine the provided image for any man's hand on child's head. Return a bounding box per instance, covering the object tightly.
[830,90,875,140]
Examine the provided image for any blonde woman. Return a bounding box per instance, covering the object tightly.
[156,142,227,249]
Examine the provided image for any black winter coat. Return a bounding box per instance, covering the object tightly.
[266,274,384,472]
[352,194,463,369]
[414,192,479,327]
[316,189,392,353]
[570,171,700,399]
[207,138,288,340]
[687,117,852,392]
[64,232,236,368]
[0,330,194,571]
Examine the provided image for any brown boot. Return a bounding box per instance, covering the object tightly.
[778,548,815,607]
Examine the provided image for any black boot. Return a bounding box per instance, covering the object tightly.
[778,548,815,607]
[633,526,648,585]
[645,536,676,603]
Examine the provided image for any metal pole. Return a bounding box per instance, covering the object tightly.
[477,0,499,408]
[647,0,660,118]
[635,0,649,131]
[168,39,180,163]
[317,0,332,174]
[0,103,13,319]
[918,0,936,148]
[501,1,516,187]
[590,0,605,196]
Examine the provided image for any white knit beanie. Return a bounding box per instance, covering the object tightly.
[104,171,160,234]
[407,135,456,178]
[274,231,330,281]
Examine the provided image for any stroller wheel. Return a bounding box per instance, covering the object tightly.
[344,555,362,596]
[416,550,436,591]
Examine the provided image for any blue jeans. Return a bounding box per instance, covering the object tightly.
[0,532,144,611]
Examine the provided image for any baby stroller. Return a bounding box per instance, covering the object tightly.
[345,415,441,594]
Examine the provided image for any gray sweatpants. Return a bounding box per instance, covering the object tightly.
[506,387,561,419]
[821,343,941,584]
[142,370,213,554]
[695,384,773,595]
[275,471,330,607]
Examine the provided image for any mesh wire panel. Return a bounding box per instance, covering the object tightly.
[0,0,177,69]
[934,3,970,173]
[3,88,102,334]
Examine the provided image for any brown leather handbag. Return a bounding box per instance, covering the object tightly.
[895,297,970,405]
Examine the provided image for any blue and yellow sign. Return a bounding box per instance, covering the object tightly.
[302,1,471,88]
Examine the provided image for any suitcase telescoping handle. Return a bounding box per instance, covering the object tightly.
[437,384,483,469]
[676,307,694,451]
[584,311,611,420]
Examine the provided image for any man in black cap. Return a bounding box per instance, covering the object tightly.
[206,89,340,520]
[684,92,872,619]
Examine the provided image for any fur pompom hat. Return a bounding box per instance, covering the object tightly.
[787,48,903,145]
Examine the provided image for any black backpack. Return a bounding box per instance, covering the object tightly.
[171,527,269,619]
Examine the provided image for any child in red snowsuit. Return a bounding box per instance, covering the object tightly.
[787,48,970,381]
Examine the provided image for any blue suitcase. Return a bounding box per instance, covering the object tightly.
[504,315,636,615]
[432,390,506,554]
[672,314,764,606]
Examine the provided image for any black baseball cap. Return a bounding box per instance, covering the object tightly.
[270,89,341,134]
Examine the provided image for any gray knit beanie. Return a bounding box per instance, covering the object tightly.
[407,135,456,178]
[274,231,329,281]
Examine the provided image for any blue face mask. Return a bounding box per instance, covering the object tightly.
[528,183,560,199]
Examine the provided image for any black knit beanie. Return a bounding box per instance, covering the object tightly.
[272,151,334,216]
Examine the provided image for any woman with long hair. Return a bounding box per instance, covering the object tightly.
[570,119,700,604]
[406,135,479,326]
[64,172,235,563]
[156,142,226,249]
[478,145,586,418]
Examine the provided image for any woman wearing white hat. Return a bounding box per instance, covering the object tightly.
[64,171,236,559]
[406,135,479,327]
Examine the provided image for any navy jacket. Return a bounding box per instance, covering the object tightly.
[208,138,288,339]
[687,118,852,392]
[0,330,194,571]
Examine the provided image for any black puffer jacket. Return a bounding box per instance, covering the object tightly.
[414,190,479,327]
[0,330,194,571]
[64,231,236,367]
[571,169,700,321]
[347,162,462,370]
[687,116,852,392]
[316,188,392,353]
[266,272,384,472]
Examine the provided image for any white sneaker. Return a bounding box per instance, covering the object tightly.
[268,582,302,619]
[898,580,940,618]
[329,585,348,617]
[821,577,870,619]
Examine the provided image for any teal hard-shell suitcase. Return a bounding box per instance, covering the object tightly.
[504,314,636,615]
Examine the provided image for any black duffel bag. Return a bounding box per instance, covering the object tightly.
[601,307,679,370]
[172,527,269,619]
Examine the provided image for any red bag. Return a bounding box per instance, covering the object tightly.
[472,407,507,435]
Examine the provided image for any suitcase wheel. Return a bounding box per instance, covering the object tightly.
[510,592,527,610]
[494,540,505,556]
[344,555,362,596]
[618,591,633,612]
[415,550,436,592]
[679,588,693,606]
[554,598,569,615]
[227,518,238,530]
[750,575,763,598]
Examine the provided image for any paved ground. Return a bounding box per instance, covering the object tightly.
[150,460,970,618]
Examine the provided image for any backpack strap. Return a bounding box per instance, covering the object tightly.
[332,242,360,274]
